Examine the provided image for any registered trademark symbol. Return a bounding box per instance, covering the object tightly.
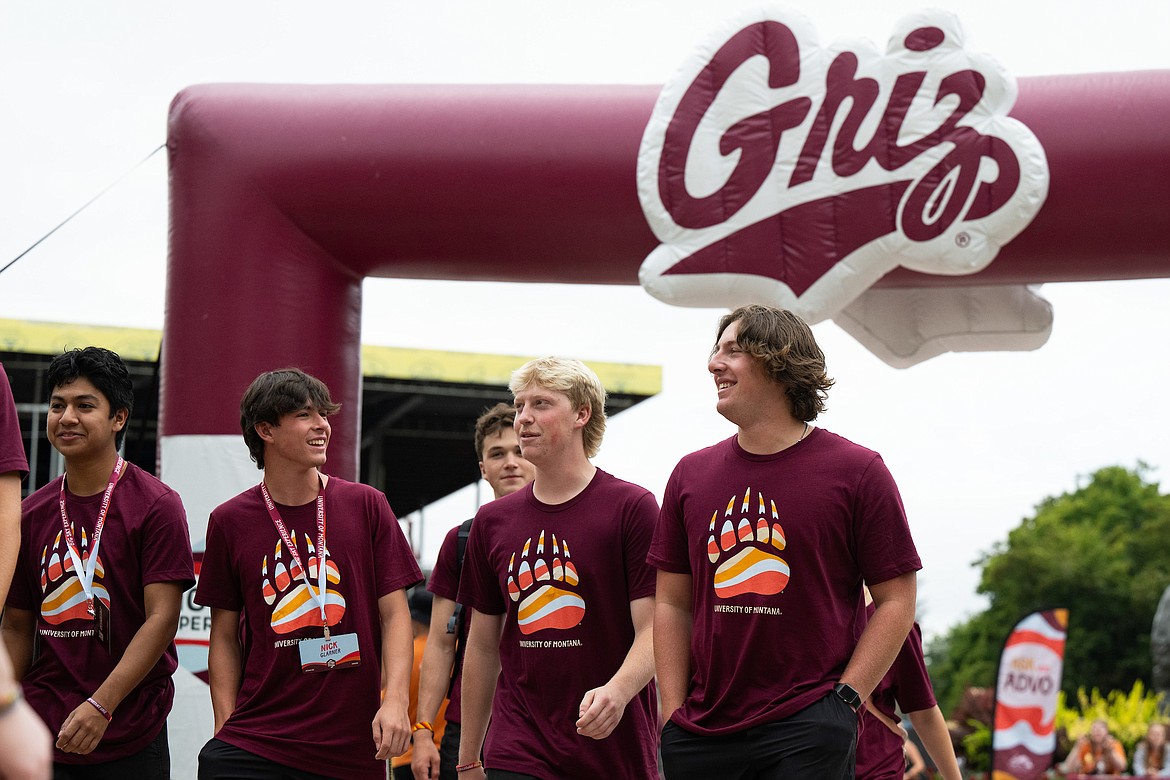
[955,231,971,248]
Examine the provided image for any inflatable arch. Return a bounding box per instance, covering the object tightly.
[161,70,1170,524]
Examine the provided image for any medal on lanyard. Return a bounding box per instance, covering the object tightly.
[57,458,123,622]
[260,478,361,673]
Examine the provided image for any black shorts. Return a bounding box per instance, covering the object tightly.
[660,692,857,780]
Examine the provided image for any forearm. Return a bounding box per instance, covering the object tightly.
[1106,741,1127,772]
[457,614,501,765]
[415,596,458,726]
[90,611,176,712]
[604,601,655,704]
[207,610,243,732]
[0,473,20,610]
[415,635,456,725]
[654,572,693,722]
[907,706,961,780]
[0,610,36,680]
[380,604,414,712]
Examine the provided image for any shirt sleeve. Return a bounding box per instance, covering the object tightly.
[890,624,936,713]
[194,509,242,610]
[625,491,659,601]
[370,489,423,597]
[646,462,692,574]
[140,488,196,590]
[853,454,921,585]
[428,525,463,602]
[5,501,35,611]
[457,507,505,616]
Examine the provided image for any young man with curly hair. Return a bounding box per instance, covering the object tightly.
[649,305,921,779]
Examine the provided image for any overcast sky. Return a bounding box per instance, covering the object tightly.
[3,0,1169,642]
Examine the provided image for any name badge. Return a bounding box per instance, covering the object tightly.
[298,632,360,673]
[92,599,112,654]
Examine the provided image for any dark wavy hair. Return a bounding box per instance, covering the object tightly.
[715,305,835,421]
[474,402,516,461]
[46,347,134,450]
[240,368,340,469]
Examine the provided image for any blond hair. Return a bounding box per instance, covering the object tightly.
[509,356,607,458]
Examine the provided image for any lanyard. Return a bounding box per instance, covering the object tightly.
[57,457,125,616]
[260,478,331,638]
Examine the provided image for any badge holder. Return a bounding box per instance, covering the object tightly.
[92,599,113,654]
[298,629,361,673]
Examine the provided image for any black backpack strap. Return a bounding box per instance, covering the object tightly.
[445,517,474,697]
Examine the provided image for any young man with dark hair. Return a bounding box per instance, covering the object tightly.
[411,403,535,780]
[196,368,422,780]
[456,358,659,780]
[2,347,194,779]
[649,305,921,779]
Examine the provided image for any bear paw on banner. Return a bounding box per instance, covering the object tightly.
[636,6,1049,336]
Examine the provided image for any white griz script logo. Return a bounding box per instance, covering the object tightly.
[660,22,1018,241]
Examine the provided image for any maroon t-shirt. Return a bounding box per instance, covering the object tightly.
[427,522,471,724]
[647,429,922,735]
[7,464,195,764]
[0,363,27,477]
[856,616,936,780]
[458,469,659,780]
[195,477,422,780]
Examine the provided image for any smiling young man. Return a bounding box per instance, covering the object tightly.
[648,305,921,779]
[411,403,535,780]
[195,368,422,780]
[454,358,659,780]
[2,347,194,779]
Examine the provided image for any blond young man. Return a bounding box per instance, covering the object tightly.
[411,403,536,780]
[455,358,659,780]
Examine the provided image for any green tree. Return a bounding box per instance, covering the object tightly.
[928,464,1170,714]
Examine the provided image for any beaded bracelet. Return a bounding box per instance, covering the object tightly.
[86,696,112,722]
[455,760,483,773]
[0,685,21,718]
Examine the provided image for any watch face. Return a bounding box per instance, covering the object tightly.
[835,683,861,710]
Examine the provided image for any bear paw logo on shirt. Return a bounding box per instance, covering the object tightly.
[506,530,585,635]
[260,534,345,634]
[39,527,109,624]
[709,489,790,599]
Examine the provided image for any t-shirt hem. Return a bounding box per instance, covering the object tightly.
[670,687,831,736]
[143,570,196,590]
[645,553,689,574]
[215,731,387,780]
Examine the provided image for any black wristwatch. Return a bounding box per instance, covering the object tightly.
[833,682,862,712]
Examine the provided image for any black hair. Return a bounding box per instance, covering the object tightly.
[46,347,134,450]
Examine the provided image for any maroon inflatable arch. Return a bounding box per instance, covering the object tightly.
[163,72,1170,487]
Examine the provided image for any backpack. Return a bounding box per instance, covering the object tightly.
[444,517,474,696]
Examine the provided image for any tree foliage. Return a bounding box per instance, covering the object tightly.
[927,465,1170,714]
